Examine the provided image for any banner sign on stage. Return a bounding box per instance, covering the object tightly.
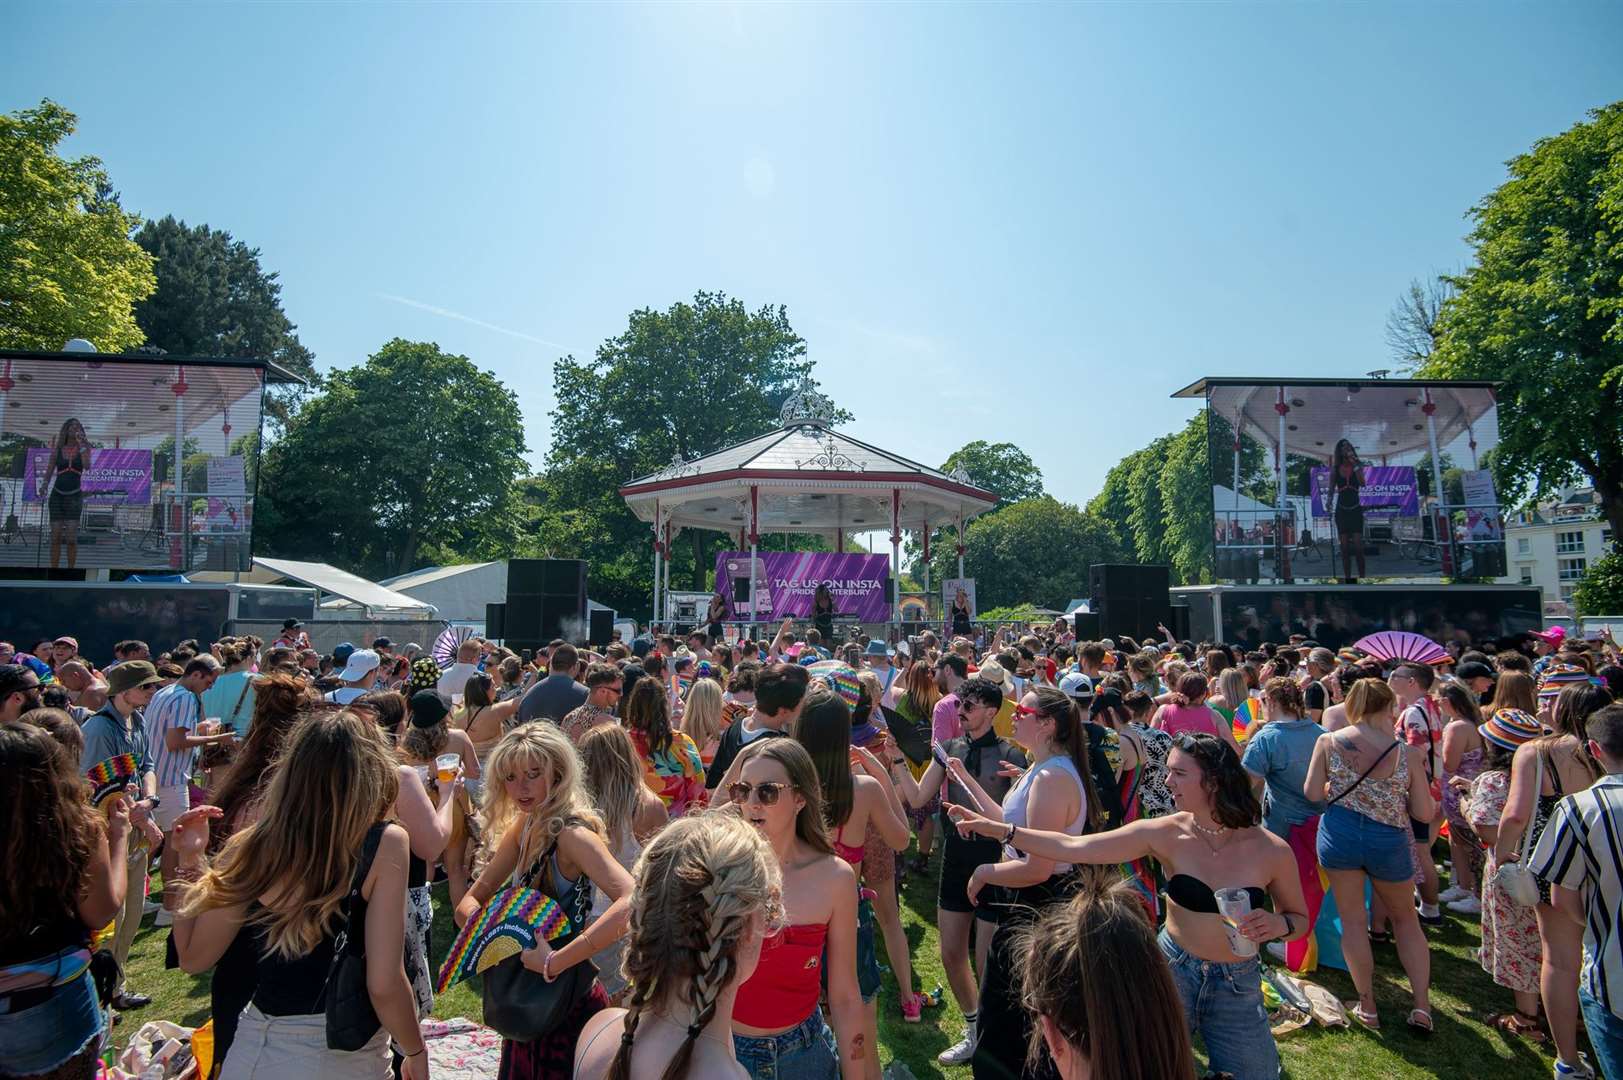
[22,448,153,506]
[1309,465,1418,518]
[715,551,891,622]
[1462,469,1502,541]
[207,455,247,496]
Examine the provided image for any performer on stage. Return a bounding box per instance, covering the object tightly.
[1331,438,1366,582]
[812,582,836,641]
[950,585,973,638]
[38,417,90,569]
[705,589,728,643]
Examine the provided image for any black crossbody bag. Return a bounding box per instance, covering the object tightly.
[321,822,387,1051]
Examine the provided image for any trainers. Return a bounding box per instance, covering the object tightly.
[1438,885,1470,903]
[1446,895,1481,915]
[938,1031,977,1065]
[142,899,161,916]
[154,908,174,927]
[1554,1054,1596,1078]
[901,993,922,1023]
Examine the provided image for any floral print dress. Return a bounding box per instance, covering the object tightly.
[1468,769,1541,994]
[628,728,708,818]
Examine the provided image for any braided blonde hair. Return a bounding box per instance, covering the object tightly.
[608,809,783,1080]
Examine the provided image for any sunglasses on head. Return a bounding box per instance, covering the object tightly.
[1012,703,1042,718]
[728,780,796,805]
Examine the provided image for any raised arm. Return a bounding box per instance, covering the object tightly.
[946,802,1164,867]
[945,756,1004,820]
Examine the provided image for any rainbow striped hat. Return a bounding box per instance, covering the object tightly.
[1480,708,1543,751]
[1538,663,1592,700]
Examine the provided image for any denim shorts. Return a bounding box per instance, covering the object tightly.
[0,967,103,1077]
[1158,930,1279,1080]
[1317,803,1415,882]
[732,1008,838,1080]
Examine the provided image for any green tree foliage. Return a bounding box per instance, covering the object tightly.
[1159,415,1214,585]
[257,339,525,577]
[953,496,1124,610]
[0,100,155,351]
[132,216,318,426]
[539,292,845,614]
[1573,552,1623,617]
[1422,102,1623,540]
[941,441,1043,505]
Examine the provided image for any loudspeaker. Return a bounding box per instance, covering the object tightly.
[1088,564,1171,642]
[506,558,587,648]
[1168,603,1191,643]
[485,603,506,640]
[589,608,614,646]
[1072,611,1102,639]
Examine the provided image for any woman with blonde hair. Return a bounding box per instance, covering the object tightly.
[681,678,726,770]
[456,722,634,1079]
[573,811,784,1080]
[578,723,668,1000]
[171,710,427,1079]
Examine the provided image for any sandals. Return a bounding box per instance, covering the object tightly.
[1488,1012,1547,1042]
[1367,929,1393,945]
[1345,1001,1380,1029]
[1407,1009,1433,1037]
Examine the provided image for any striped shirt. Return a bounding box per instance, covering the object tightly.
[1528,774,1623,1019]
[145,682,202,789]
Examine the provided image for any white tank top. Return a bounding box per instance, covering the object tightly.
[1001,754,1088,871]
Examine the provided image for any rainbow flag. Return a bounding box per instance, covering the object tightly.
[85,753,138,806]
[435,885,571,992]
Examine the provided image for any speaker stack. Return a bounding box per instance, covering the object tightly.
[1087,563,1171,643]
[506,559,588,649]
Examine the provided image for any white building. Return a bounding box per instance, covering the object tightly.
[1502,487,1615,615]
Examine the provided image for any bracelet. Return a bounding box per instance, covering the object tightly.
[1005,822,1017,845]
[889,759,906,768]
[541,949,558,983]
[1279,913,1295,939]
[403,1047,427,1059]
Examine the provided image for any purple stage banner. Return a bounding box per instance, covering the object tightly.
[22,448,153,506]
[1309,465,1418,518]
[715,551,891,622]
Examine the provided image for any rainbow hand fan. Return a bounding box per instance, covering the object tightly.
[86,753,138,806]
[435,885,572,992]
[1232,698,1261,745]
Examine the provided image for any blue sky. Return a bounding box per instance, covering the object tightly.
[7,2,1620,516]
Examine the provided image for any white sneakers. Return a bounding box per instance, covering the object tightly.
[1446,895,1482,915]
[1438,884,1472,903]
[938,1031,977,1065]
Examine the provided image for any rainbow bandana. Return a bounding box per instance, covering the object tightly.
[435,885,572,992]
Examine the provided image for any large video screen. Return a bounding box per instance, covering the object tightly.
[1200,380,1501,583]
[0,353,264,571]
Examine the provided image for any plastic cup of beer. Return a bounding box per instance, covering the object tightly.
[198,718,221,736]
[436,753,460,785]
[1213,887,1258,957]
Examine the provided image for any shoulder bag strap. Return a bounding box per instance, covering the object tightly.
[1518,751,1546,864]
[1326,739,1401,807]
[230,675,253,720]
[317,822,388,1004]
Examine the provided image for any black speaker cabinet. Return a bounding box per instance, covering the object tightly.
[588,608,614,646]
[485,603,506,640]
[507,559,587,648]
[1088,563,1171,643]
[1072,611,1102,639]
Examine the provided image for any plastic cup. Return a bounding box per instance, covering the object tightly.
[436,753,460,785]
[1214,887,1258,957]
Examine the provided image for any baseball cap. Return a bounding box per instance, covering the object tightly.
[373,637,393,649]
[53,635,78,649]
[1531,626,1568,645]
[332,642,356,666]
[1456,661,1495,682]
[106,661,162,697]
[338,649,381,683]
[282,618,303,631]
[1059,670,1094,698]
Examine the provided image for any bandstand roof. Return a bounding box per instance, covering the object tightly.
[619,387,997,537]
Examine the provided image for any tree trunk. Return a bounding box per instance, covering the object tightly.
[396,531,421,578]
[1596,477,1623,552]
[692,529,706,591]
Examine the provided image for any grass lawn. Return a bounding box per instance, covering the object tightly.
[118,853,1567,1079]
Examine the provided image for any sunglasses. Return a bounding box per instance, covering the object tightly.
[728,781,796,805]
[1012,703,1041,718]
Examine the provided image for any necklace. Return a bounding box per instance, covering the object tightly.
[1190,818,1226,839]
[645,1011,734,1049]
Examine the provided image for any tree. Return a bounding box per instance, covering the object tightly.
[0,100,155,351]
[257,339,525,577]
[544,291,847,605]
[1573,552,1623,617]
[941,442,1043,506]
[1159,414,1215,585]
[132,216,318,426]
[951,497,1123,610]
[1422,102,1623,542]
[1385,276,1456,371]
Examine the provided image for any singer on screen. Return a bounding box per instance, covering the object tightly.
[38,417,90,569]
[1331,438,1366,582]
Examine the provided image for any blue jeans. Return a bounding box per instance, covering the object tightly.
[732,1009,837,1080]
[1158,930,1279,1080]
[0,967,103,1077]
[1580,987,1623,1080]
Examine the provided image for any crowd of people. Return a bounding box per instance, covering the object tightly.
[5,614,1623,1080]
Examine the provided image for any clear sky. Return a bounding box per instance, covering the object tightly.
[7,2,1620,515]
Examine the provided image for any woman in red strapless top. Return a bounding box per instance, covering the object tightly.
[726,738,864,1079]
